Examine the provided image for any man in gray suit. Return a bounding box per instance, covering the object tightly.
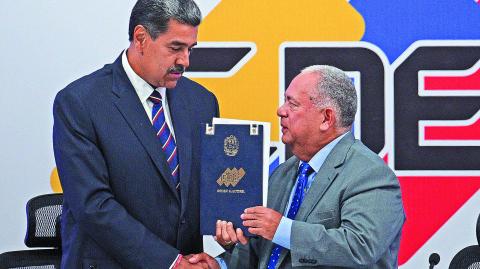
[191,65,405,268]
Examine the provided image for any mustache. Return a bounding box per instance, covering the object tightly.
[167,65,185,74]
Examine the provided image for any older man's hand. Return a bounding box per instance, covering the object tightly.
[241,206,282,241]
[214,220,248,247]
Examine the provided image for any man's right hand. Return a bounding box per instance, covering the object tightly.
[186,253,219,269]
[176,257,208,269]
[214,220,248,247]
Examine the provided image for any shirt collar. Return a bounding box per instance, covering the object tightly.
[121,49,166,101]
[307,132,349,173]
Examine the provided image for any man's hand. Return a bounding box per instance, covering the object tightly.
[176,256,208,269]
[241,206,282,241]
[186,252,220,269]
[214,220,248,247]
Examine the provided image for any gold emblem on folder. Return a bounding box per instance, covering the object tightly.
[224,135,239,156]
[217,168,246,187]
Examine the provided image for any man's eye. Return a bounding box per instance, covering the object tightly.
[170,47,182,51]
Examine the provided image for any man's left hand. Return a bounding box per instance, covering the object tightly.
[241,206,282,241]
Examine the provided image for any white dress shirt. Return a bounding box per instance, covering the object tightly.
[121,50,176,139]
[121,49,180,269]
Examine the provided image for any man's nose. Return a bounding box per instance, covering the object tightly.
[176,49,190,68]
[277,104,286,117]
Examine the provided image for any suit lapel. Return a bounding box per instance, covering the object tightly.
[110,56,180,201]
[166,85,193,215]
[295,165,338,221]
[275,134,354,268]
[263,158,299,269]
[296,133,354,221]
[268,159,299,213]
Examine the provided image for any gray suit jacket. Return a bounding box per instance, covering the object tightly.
[226,133,405,268]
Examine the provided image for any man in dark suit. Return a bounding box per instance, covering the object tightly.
[53,0,219,268]
[191,65,405,268]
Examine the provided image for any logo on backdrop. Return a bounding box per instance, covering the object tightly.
[186,37,480,266]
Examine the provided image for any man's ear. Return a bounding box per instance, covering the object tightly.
[132,25,149,52]
[320,107,336,131]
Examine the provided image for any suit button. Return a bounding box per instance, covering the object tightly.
[89,265,96,269]
[180,219,186,224]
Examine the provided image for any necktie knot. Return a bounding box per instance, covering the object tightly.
[299,162,313,177]
[149,90,162,104]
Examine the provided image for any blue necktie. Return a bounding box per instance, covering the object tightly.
[267,162,313,269]
[149,91,180,188]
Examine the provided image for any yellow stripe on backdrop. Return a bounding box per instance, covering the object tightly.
[50,167,62,193]
[193,0,365,141]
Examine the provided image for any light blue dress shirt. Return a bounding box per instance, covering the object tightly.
[271,132,347,249]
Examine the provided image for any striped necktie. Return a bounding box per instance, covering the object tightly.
[266,162,313,269]
[149,90,180,188]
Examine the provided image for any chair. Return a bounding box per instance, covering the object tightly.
[448,213,480,269]
[449,245,480,269]
[0,193,63,269]
[477,212,480,246]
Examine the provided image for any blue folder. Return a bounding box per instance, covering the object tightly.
[200,123,264,236]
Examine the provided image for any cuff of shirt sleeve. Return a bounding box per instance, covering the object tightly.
[169,254,182,269]
[215,257,228,269]
[272,216,293,249]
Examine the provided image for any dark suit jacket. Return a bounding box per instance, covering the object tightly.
[227,133,405,269]
[53,54,219,268]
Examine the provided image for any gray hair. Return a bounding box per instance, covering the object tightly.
[128,0,202,41]
[301,65,357,128]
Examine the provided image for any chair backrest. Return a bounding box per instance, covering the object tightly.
[24,194,63,248]
[477,212,480,246]
[449,245,480,269]
[0,249,61,269]
[0,193,63,269]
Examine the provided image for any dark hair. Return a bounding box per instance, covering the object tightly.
[128,0,202,41]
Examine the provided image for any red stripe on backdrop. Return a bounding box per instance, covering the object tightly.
[424,68,480,90]
[398,176,480,265]
[424,119,480,140]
